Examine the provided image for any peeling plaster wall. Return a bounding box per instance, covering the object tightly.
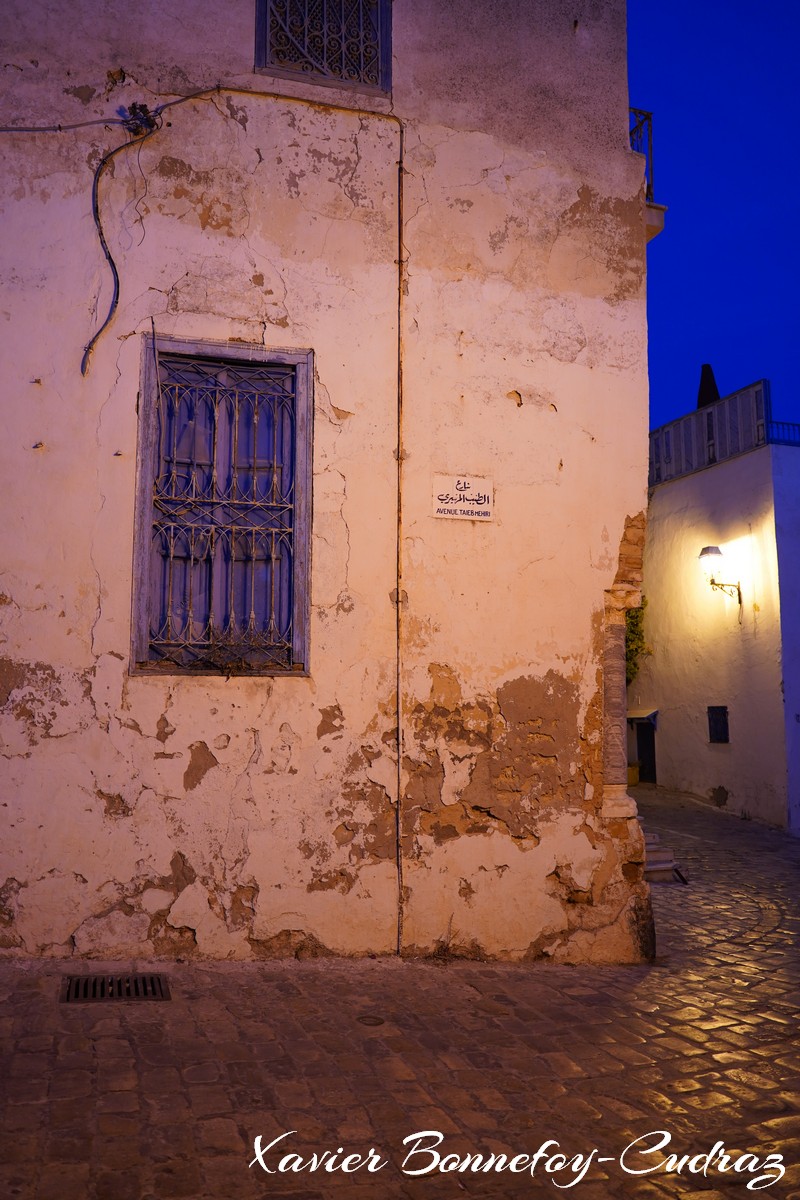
[0,0,652,961]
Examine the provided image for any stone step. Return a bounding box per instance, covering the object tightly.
[639,820,687,884]
[646,847,676,866]
[646,865,683,883]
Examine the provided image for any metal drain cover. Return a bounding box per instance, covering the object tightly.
[60,973,171,1003]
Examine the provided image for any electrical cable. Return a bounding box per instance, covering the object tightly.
[0,117,129,133]
[80,114,161,375]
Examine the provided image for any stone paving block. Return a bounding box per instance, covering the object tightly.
[35,1164,91,1200]
[55,1051,96,1072]
[84,1017,124,1036]
[97,1088,140,1113]
[0,1104,47,1134]
[182,1060,223,1084]
[0,1170,38,1200]
[46,1068,93,1101]
[143,1093,193,1123]
[93,1036,134,1056]
[92,1168,145,1200]
[141,1066,183,1092]
[92,1135,146,1170]
[43,1131,94,1162]
[140,1124,197,1163]
[187,1083,236,1116]
[7,1076,48,1104]
[96,1064,138,1092]
[149,1161,204,1198]
[273,1079,316,1107]
[195,1115,248,1153]
[2,1135,43,1164]
[97,1111,140,1137]
[199,1158,268,1200]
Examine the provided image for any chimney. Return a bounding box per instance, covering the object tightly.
[697,363,720,409]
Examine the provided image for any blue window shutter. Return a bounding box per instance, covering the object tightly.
[136,345,310,675]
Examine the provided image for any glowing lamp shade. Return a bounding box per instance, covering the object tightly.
[698,545,723,570]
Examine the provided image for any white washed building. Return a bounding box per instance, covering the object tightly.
[632,381,800,833]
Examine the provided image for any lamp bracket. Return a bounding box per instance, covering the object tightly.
[710,578,742,604]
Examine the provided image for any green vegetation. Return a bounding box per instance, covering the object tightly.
[626,598,651,687]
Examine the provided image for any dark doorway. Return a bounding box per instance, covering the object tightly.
[636,722,657,783]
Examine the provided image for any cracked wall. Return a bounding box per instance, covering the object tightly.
[1,0,652,962]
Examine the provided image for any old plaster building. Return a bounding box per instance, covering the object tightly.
[1,1,658,961]
[632,380,800,834]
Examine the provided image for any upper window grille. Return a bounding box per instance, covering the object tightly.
[133,340,312,675]
[256,0,391,91]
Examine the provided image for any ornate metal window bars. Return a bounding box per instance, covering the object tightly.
[256,0,391,91]
[133,340,312,675]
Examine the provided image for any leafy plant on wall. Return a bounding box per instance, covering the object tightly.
[626,597,651,686]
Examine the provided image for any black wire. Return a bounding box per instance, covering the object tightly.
[132,135,151,245]
[80,119,160,375]
[154,87,219,115]
[0,117,129,133]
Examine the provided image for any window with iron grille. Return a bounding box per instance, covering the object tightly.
[707,706,730,744]
[256,0,391,91]
[132,338,312,675]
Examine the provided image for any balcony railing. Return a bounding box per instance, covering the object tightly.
[629,108,654,203]
[768,420,800,446]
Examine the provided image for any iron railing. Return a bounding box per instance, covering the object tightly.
[629,108,654,203]
[767,420,800,446]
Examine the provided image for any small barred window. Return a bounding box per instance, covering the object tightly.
[707,706,730,744]
[256,0,391,91]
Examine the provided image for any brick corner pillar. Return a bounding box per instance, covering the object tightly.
[602,589,638,820]
[601,586,655,961]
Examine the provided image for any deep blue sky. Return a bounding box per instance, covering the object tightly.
[627,2,800,432]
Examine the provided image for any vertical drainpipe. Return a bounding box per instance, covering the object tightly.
[394,123,406,955]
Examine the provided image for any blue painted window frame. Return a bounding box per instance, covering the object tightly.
[132,336,312,676]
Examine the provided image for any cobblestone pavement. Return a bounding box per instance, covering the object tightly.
[1,786,798,1200]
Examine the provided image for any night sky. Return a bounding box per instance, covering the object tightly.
[627,2,800,433]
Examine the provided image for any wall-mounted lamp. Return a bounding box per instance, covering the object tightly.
[698,546,742,606]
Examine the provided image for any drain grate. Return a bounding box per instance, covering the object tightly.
[59,973,171,1003]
